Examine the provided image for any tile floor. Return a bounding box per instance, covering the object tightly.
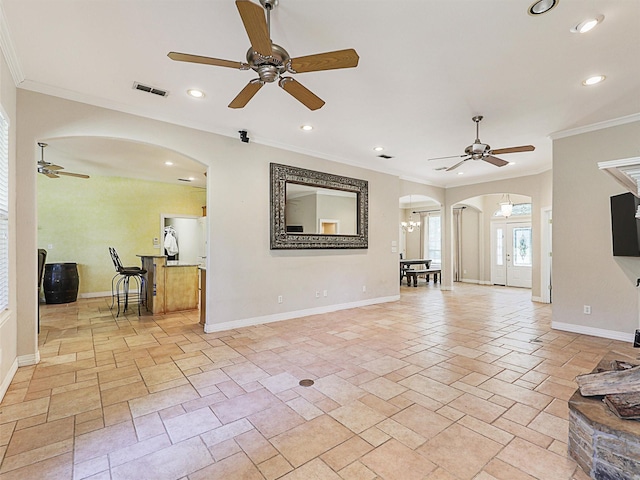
[1,283,638,479]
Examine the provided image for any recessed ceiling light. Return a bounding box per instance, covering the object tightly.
[582,75,606,86]
[187,89,205,98]
[165,161,173,166]
[508,162,516,166]
[457,171,464,175]
[300,125,313,131]
[373,146,384,152]
[571,15,604,34]
[188,177,195,181]
[528,0,559,15]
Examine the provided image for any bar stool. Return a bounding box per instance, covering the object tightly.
[109,247,147,316]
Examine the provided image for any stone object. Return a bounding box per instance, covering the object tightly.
[569,354,640,479]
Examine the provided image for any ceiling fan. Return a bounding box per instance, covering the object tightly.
[429,116,535,171]
[37,143,89,179]
[168,0,359,110]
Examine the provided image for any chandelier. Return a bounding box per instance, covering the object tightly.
[499,193,513,218]
[401,195,421,232]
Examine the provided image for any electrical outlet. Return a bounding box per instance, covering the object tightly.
[362,285,366,293]
[584,305,591,314]
[277,295,283,304]
[323,290,327,297]
[315,291,320,298]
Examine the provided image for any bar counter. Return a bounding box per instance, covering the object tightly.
[138,255,199,314]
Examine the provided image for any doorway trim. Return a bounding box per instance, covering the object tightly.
[540,206,552,303]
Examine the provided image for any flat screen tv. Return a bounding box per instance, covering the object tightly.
[610,192,640,256]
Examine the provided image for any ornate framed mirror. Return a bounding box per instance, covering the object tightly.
[270,163,368,249]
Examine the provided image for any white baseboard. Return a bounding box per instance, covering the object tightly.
[18,350,40,367]
[531,296,543,303]
[552,321,635,343]
[204,295,400,334]
[78,291,111,299]
[460,278,480,284]
[0,358,18,402]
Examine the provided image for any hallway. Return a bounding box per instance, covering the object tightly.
[1,284,634,479]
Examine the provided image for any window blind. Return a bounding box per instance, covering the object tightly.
[0,109,9,312]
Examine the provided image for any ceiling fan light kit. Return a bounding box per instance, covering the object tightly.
[168,0,359,110]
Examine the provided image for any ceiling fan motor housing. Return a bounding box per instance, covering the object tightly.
[259,0,278,9]
[247,44,290,83]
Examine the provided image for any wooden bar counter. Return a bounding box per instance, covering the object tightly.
[138,255,199,314]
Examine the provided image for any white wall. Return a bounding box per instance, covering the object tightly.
[460,206,481,283]
[400,208,422,259]
[0,40,18,401]
[552,118,640,341]
[14,90,401,363]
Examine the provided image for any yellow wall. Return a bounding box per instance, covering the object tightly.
[37,174,206,295]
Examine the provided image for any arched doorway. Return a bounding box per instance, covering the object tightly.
[451,193,533,289]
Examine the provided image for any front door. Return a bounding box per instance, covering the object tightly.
[491,222,532,288]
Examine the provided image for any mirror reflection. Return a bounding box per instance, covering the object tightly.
[285,183,358,235]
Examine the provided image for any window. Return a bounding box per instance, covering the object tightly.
[426,214,441,264]
[493,203,532,217]
[0,108,8,313]
[513,227,532,266]
[496,227,504,266]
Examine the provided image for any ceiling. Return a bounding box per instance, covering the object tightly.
[4,0,639,188]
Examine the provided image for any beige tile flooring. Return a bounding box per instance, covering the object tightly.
[1,283,638,479]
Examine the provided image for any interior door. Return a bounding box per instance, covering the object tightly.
[491,221,532,288]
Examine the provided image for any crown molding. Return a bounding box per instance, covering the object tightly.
[0,1,24,85]
[549,113,640,140]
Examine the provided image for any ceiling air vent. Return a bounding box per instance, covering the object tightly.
[377,154,393,159]
[132,82,169,97]
[177,178,192,182]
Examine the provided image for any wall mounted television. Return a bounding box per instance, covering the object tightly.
[610,192,640,256]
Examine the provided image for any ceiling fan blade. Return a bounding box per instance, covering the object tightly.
[483,155,509,167]
[289,49,359,73]
[56,171,90,179]
[446,160,467,172]
[228,79,264,109]
[44,172,59,179]
[236,0,272,57]
[279,78,325,111]
[491,145,535,155]
[428,154,466,161]
[167,52,246,69]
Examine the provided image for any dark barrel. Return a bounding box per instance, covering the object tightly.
[43,263,79,304]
